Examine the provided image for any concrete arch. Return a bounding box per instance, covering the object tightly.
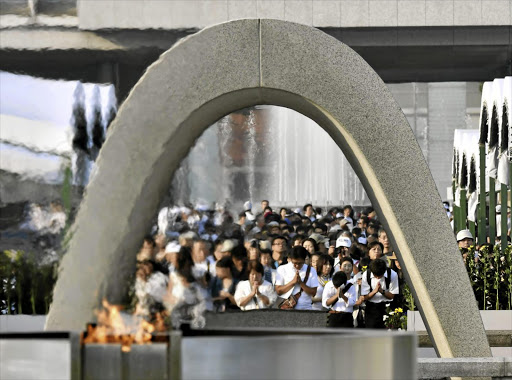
[46,19,490,358]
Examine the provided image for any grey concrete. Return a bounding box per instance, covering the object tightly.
[0,315,46,332]
[416,330,512,348]
[0,337,72,380]
[182,330,417,380]
[205,310,328,329]
[408,310,512,331]
[83,344,122,380]
[418,357,512,379]
[72,0,512,30]
[408,310,512,358]
[46,19,491,360]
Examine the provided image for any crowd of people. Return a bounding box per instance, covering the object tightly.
[133,200,407,329]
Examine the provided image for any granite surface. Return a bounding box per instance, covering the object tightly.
[47,19,491,359]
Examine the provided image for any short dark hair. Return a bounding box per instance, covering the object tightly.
[272,235,287,245]
[281,225,293,233]
[216,256,233,269]
[315,223,327,233]
[289,246,308,260]
[369,259,387,277]
[293,235,304,245]
[332,271,347,288]
[349,245,363,261]
[231,244,248,261]
[351,227,362,237]
[246,260,264,275]
[368,241,384,252]
[144,235,156,247]
[340,257,353,267]
[368,221,379,228]
[303,203,313,211]
[295,226,306,234]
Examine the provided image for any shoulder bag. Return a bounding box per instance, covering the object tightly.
[279,264,311,310]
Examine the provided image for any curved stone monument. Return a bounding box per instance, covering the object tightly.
[46,19,491,359]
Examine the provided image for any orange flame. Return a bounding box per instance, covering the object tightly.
[82,299,165,352]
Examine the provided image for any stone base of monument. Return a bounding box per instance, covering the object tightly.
[407,310,512,358]
[0,328,417,380]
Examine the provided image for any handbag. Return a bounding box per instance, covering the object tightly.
[279,264,311,310]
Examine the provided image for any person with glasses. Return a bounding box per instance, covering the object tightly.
[275,246,319,310]
[271,235,288,269]
[357,216,369,237]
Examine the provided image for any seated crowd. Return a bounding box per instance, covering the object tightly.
[134,201,404,329]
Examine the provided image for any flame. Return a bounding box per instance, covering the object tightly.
[82,298,166,352]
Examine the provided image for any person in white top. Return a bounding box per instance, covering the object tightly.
[275,246,318,310]
[322,271,357,327]
[191,239,216,279]
[360,259,399,328]
[311,254,333,311]
[234,260,277,310]
[333,236,352,272]
[338,257,354,280]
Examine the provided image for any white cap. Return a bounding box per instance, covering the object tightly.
[165,241,181,253]
[456,229,473,242]
[244,201,252,210]
[336,236,352,248]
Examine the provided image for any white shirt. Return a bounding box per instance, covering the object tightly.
[275,263,319,310]
[322,281,357,312]
[192,257,216,279]
[234,280,277,311]
[311,282,324,311]
[360,268,399,303]
[333,257,357,274]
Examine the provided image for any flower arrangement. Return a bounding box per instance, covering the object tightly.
[464,244,512,310]
[384,307,407,330]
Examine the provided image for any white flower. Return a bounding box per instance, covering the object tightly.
[389,311,395,315]
[383,315,389,320]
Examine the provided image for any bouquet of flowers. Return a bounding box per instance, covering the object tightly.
[384,307,407,330]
